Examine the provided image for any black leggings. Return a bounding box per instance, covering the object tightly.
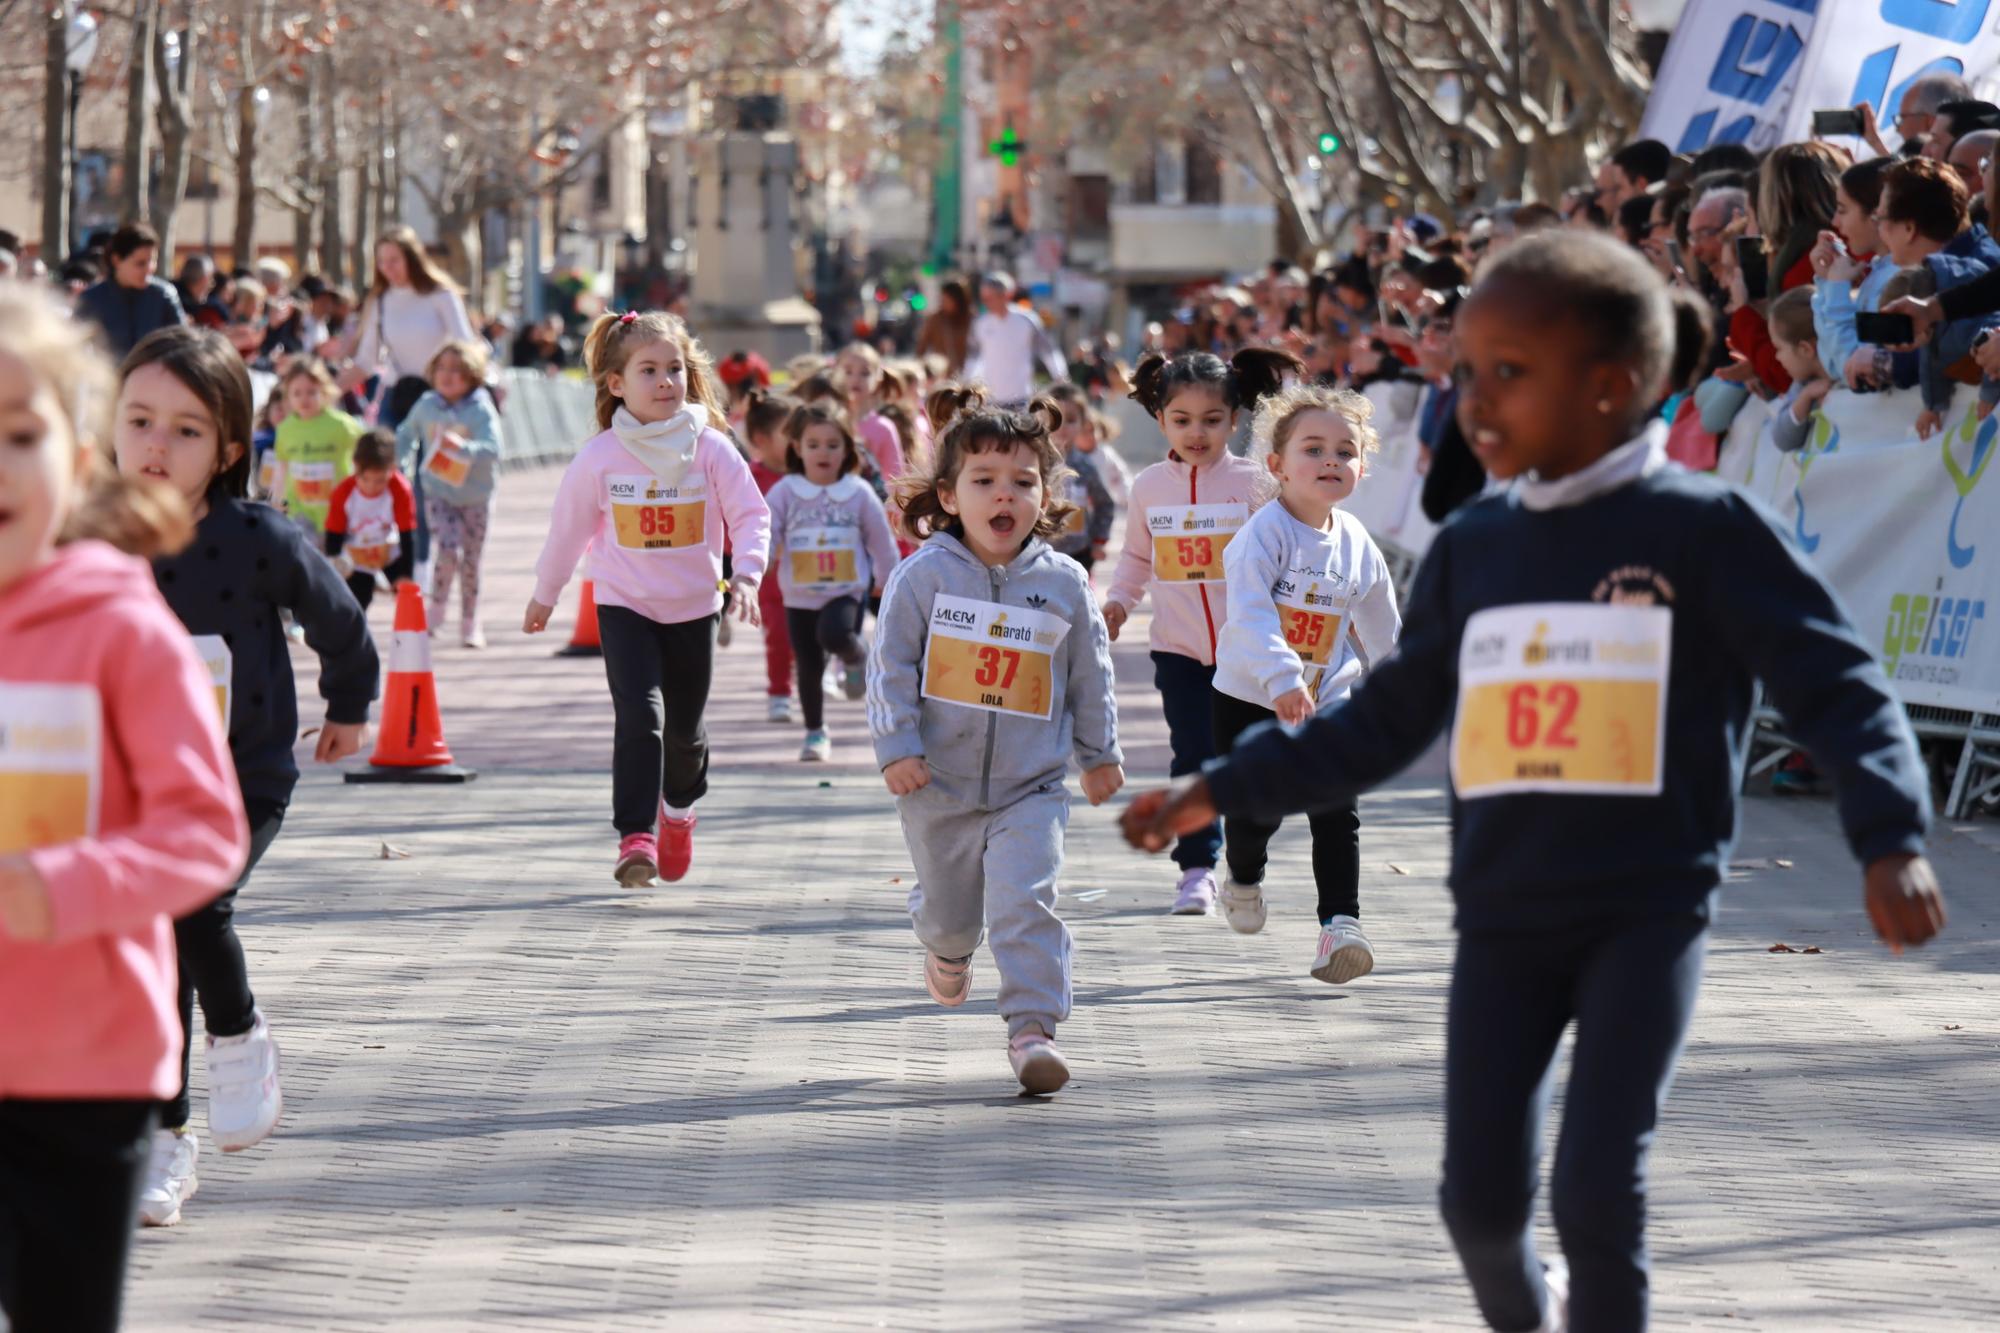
[0,1098,156,1333]
[786,597,866,731]
[1211,688,1360,922]
[162,798,286,1130]
[598,604,717,834]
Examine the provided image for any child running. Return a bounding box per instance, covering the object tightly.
[1100,348,1300,915]
[743,388,801,723]
[396,338,505,647]
[1211,384,1401,981]
[324,427,417,611]
[1041,381,1115,574]
[114,324,380,1227]
[0,290,246,1331]
[525,310,770,886]
[867,388,1123,1094]
[766,401,901,762]
[1121,232,1944,1331]
[271,356,362,539]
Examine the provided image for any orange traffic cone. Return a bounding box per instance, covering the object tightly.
[345,581,476,784]
[555,579,603,658]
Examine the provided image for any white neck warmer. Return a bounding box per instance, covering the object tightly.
[612,403,710,486]
[1514,420,1671,512]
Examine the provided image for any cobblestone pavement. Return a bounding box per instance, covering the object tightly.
[125,466,2000,1331]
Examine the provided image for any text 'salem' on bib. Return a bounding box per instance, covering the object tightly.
[1450,603,1672,798]
[190,635,232,724]
[921,593,1073,720]
[1273,572,1347,701]
[608,473,708,552]
[426,429,473,487]
[0,682,102,852]
[1149,502,1248,583]
[788,524,862,587]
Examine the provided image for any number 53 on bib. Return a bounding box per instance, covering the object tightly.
[1450,603,1671,799]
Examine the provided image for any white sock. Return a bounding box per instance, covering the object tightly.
[665,803,693,820]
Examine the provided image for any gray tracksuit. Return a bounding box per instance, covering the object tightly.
[866,532,1122,1037]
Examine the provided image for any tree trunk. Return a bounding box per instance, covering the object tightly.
[232,80,258,267]
[349,135,374,284]
[317,51,343,283]
[151,6,195,259]
[290,75,316,272]
[436,204,479,292]
[122,0,155,226]
[42,0,71,262]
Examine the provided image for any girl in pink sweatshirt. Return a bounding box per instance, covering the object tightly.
[524,311,770,887]
[0,289,247,1333]
[838,341,907,485]
[1101,348,1301,915]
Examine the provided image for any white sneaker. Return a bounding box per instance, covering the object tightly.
[1008,1027,1071,1095]
[799,729,832,762]
[823,663,845,699]
[1220,878,1267,934]
[766,695,795,724]
[1311,915,1375,984]
[206,1013,283,1151]
[1538,1256,1570,1332]
[1170,867,1217,916]
[137,1127,199,1227]
[461,622,487,649]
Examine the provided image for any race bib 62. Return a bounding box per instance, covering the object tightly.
[1148,503,1246,583]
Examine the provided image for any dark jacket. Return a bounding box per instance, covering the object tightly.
[76,277,186,358]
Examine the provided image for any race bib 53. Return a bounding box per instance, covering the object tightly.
[922,593,1072,719]
[0,682,101,852]
[608,474,707,552]
[1451,603,1671,798]
[1149,503,1247,583]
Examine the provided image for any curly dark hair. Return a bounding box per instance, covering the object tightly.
[897,384,1078,544]
[1128,346,1303,417]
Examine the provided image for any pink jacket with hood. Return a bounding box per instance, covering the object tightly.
[1,541,248,1099]
[1102,451,1264,665]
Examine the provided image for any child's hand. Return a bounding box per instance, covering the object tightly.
[0,855,54,943]
[1273,688,1314,726]
[1976,330,2000,378]
[315,721,368,764]
[1080,762,1125,806]
[1843,347,1879,392]
[728,575,761,627]
[1120,776,1217,853]
[523,598,556,634]
[1863,853,1945,953]
[1792,378,1833,420]
[1102,601,1128,641]
[883,756,931,797]
[1916,409,1942,439]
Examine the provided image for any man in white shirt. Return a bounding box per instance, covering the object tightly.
[963,271,1068,406]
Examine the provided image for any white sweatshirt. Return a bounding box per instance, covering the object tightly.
[353,286,477,380]
[1213,500,1401,712]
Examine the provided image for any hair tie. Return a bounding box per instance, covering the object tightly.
[618,311,638,325]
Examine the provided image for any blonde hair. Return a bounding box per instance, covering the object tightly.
[582,310,725,431]
[1249,383,1380,503]
[280,355,339,398]
[426,337,490,385]
[896,384,1077,542]
[0,288,191,557]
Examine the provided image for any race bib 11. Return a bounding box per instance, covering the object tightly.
[787,525,862,587]
[1451,603,1671,799]
[190,634,232,724]
[0,682,101,852]
[921,593,1072,720]
[608,474,707,552]
[1149,503,1247,583]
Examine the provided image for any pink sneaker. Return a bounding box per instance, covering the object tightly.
[614,833,658,887]
[657,809,696,882]
[1008,1027,1071,1095]
[1170,867,1218,916]
[925,952,972,1007]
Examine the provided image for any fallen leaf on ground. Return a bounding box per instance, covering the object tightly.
[363,1044,385,1049]
[1802,946,1823,954]
[379,841,412,860]
[1768,942,1796,953]
[888,876,901,884]
[1944,1024,1963,1031]
[1387,864,1409,875]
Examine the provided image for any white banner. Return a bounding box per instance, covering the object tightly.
[1637,0,1821,154]
[1778,0,2000,144]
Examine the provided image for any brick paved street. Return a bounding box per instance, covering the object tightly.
[125,465,2000,1331]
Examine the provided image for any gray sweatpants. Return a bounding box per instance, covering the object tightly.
[896,782,1072,1038]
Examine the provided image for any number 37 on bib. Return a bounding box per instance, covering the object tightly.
[1450,603,1671,799]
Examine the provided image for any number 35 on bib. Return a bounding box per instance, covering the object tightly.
[1450,603,1671,798]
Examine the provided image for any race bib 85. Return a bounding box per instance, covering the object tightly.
[921,593,1072,719]
[608,474,707,552]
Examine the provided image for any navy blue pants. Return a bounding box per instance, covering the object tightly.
[1150,651,1222,871]
[1441,914,1707,1332]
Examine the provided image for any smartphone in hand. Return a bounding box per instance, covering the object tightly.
[1735,237,1771,301]
[1812,108,1865,138]
[1855,311,1917,344]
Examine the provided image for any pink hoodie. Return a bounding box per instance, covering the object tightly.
[858,411,904,484]
[1102,452,1264,665]
[1,541,248,1099]
[533,425,772,626]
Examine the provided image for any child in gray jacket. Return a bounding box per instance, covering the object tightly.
[868,388,1124,1095]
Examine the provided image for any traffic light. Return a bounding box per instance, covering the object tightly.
[1317,131,1341,155]
[908,291,928,312]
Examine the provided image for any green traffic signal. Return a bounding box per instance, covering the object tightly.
[1317,132,1341,154]
[909,292,928,312]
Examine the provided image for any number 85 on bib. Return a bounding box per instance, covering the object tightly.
[1450,603,1671,799]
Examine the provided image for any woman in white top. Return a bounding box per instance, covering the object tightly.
[338,226,476,427]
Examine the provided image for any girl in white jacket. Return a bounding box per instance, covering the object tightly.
[1211,384,1401,982]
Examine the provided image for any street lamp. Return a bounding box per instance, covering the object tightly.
[66,9,100,254]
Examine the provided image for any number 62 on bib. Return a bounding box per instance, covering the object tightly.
[1450,603,1671,798]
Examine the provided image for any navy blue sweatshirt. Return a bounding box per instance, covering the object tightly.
[1203,435,1930,931]
[152,496,380,805]
[75,277,187,359]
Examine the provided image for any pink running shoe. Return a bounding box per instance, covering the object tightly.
[658,810,696,882]
[614,833,658,887]
[925,952,972,1007]
[1008,1028,1071,1095]
[1170,866,1218,916]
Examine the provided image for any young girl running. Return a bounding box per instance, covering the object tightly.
[271,356,362,539]
[766,402,901,762]
[743,389,801,723]
[1101,348,1300,915]
[525,310,770,886]
[396,338,505,647]
[867,388,1123,1095]
[1078,407,1131,511]
[0,290,246,1330]
[1122,232,1944,1332]
[114,324,380,1227]
[1041,381,1115,574]
[836,341,906,485]
[1211,384,1400,981]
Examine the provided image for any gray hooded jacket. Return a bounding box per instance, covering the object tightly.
[867,531,1121,810]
